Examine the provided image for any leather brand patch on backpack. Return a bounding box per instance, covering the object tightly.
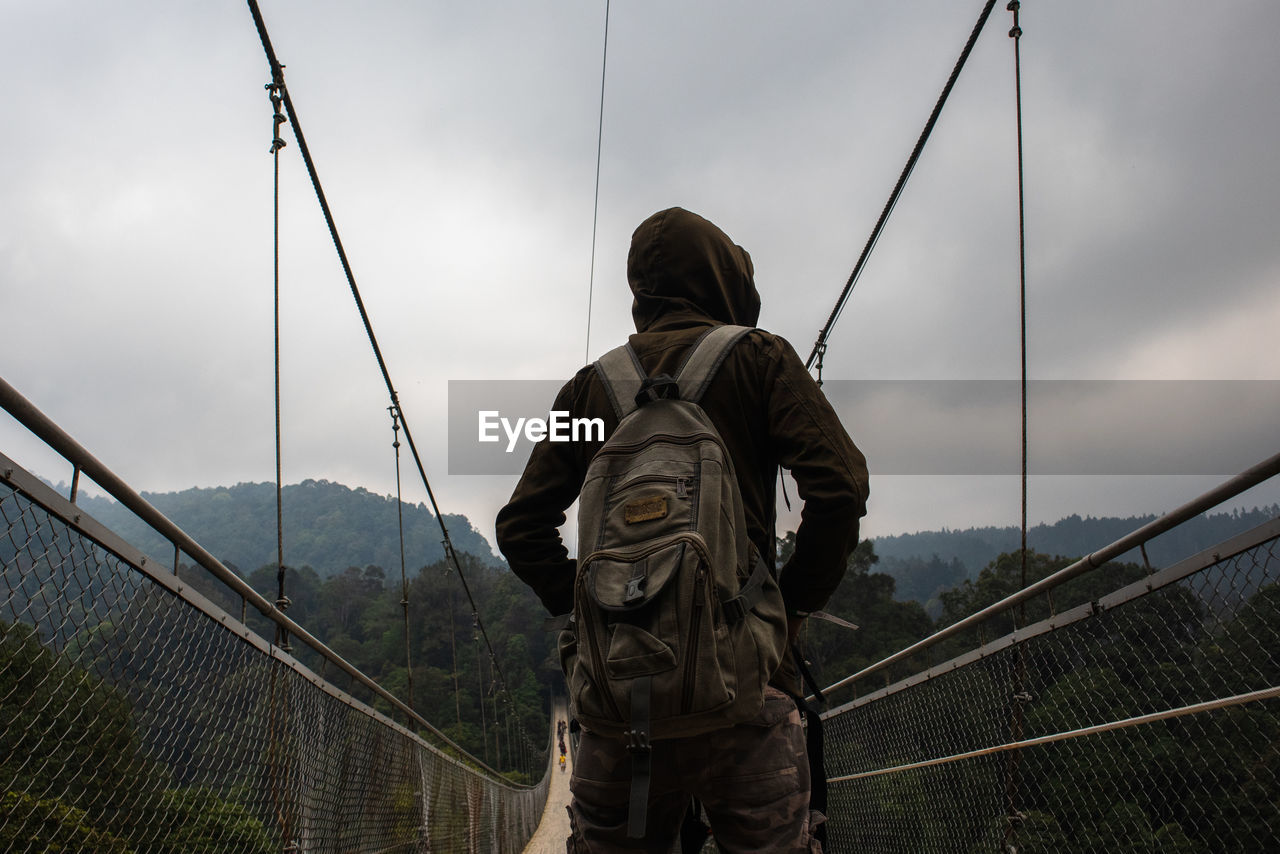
[624,495,668,524]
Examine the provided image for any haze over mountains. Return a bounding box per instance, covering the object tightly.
[874,506,1279,611]
[70,479,501,578]
[60,477,1276,610]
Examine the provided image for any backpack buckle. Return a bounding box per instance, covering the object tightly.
[627,675,653,755]
[626,727,651,754]
[721,596,748,623]
[635,374,679,407]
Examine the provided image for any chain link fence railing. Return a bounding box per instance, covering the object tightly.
[822,497,1280,852]
[0,452,550,852]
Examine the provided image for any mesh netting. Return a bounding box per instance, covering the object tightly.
[0,471,549,853]
[822,523,1280,853]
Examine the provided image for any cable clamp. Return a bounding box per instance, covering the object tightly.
[388,405,402,449]
[266,81,288,152]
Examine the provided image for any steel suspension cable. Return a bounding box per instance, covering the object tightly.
[805,0,999,373]
[246,0,539,763]
[584,0,611,363]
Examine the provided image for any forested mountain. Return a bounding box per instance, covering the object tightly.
[225,555,554,778]
[69,479,500,578]
[7,472,1275,847]
[63,475,1275,616]
[871,505,1279,611]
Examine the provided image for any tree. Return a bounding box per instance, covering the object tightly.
[0,618,277,848]
[777,536,934,691]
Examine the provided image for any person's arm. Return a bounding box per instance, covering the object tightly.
[495,379,588,616]
[764,338,869,616]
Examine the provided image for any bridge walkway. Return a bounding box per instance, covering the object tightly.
[523,701,574,853]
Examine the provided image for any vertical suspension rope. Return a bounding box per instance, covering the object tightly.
[269,79,292,653]
[265,77,295,852]
[475,618,490,766]
[1004,2,1030,847]
[1012,0,1029,625]
[267,651,293,850]
[584,0,611,364]
[493,683,503,770]
[449,588,462,733]
[506,702,515,776]
[390,405,415,714]
[492,664,503,769]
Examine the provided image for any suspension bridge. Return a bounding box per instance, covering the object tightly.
[3,377,1278,851]
[3,1,1278,851]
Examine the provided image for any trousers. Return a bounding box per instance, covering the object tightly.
[567,687,823,853]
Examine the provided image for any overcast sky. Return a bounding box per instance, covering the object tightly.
[3,1,1278,560]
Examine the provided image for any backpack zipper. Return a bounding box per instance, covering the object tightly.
[681,565,707,712]
[581,531,712,567]
[610,473,694,496]
[593,431,723,457]
[577,570,623,720]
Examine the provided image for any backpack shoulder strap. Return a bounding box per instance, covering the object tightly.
[593,343,647,420]
[675,325,754,404]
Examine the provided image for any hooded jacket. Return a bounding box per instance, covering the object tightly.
[496,207,868,628]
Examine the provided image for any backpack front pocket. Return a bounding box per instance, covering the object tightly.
[576,534,735,733]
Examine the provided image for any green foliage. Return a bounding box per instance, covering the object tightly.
[74,479,502,579]
[872,504,1279,605]
[1009,579,1279,850]
[0,791,131,853]
[237,554,554,775]
[137,787,274,853]
[878,552,968,613]
[1010,810,1070,853]
[818,533,1280,851]
[779,537,935,688]
[0,620,276,849]
[934,551,1157,649]
[0,619,159,827]
[11,469,1273,848]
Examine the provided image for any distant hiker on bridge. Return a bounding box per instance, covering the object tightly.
[497,207,868,852]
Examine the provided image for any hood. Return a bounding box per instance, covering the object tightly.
[627,207,761,333]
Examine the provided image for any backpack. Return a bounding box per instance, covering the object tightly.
[559,324,788,836]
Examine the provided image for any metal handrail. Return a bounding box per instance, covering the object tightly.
[820,449,1280,697]
[0,374,527,786]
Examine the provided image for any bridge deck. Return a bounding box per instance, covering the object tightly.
[523,704,574,853]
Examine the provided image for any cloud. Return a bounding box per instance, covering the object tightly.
[2,0,1277,558]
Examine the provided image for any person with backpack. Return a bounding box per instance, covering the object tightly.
[496,206,868,852]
